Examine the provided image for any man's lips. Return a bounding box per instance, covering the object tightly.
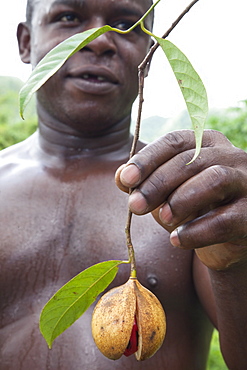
[67,65,119,92]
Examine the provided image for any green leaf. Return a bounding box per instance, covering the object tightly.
[19,26,112,118]
[39,260,128,348]
[154,37,208,162]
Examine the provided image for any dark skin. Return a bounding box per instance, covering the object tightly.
[0,0,247,369]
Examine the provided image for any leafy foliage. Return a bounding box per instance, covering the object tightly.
[207,330,228,370]
[0,120,37,150]
[206,100,247,151]
[0,76,37,150]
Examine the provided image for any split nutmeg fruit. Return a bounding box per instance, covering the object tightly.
[91,277,166,361]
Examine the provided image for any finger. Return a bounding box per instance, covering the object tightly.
[151,206,196,234]
[119,163,141,188]
[159,165,246,227]
[120,130,232,188]
[127,145,219,215]
[169,198,247,250]
[121,130,196,188]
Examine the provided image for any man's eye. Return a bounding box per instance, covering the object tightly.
[113,21,135,31]
[59,13,80,23]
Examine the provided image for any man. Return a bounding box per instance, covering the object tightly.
[0,0,247,369]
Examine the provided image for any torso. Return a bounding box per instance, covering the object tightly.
[0,134,213,370]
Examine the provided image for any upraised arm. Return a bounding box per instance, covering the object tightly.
[116,129,247,367]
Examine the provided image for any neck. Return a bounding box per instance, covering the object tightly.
[37,106,133,160]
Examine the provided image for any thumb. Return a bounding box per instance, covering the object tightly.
[115,164,129,193]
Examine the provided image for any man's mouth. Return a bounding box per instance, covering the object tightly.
[66,66,119,94]
[68,66,119,83]
[80,73,109,83]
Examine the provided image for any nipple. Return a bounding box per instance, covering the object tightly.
[147,275,158,288]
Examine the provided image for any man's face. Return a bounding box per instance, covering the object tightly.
[26,0,153,133]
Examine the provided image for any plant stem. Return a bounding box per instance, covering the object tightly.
[125,210,137,278]
[125,0,201,278]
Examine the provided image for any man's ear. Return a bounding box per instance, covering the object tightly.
[17,22,31,64]
[144,39,155,78]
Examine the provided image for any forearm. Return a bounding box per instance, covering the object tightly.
[209,261,247,370]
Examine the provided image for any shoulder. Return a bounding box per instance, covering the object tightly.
[0,132,37,159]
[0,132,41,178]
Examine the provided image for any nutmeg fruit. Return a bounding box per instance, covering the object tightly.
[91,277,166,361]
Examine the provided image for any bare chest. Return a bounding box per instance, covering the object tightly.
[0,166,212,370]
[0,168,192,315]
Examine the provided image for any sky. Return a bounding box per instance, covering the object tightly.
[1,0,247,120]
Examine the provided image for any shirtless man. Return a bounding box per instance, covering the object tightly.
[0,0,247,369]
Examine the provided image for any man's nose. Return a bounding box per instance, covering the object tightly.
[81,17,117,56]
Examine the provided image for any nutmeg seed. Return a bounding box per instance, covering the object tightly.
[91,277,166,361]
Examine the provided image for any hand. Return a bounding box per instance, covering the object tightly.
[116,130,247,269]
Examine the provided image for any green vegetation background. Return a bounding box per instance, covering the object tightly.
[2,75,246,369]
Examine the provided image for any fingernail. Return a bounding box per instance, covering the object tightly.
[129,191,148,214]
[159,203,173,225]
[170,228,181,247]
[120,164,140,187]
